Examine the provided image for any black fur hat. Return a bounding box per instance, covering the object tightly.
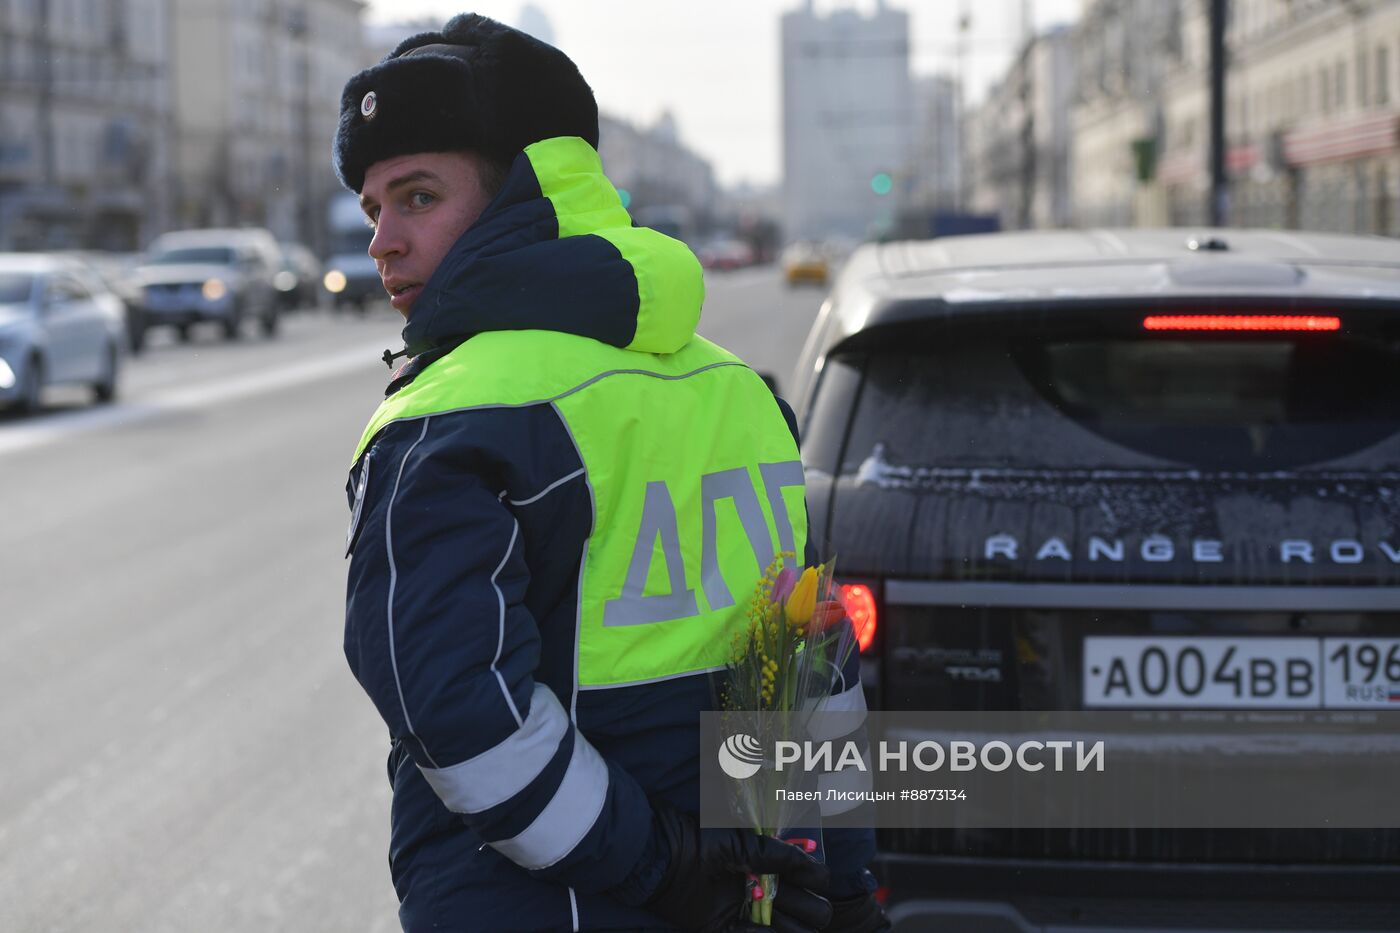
[333,13,599,192]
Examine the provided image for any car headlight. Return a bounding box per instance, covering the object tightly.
[273,270,297,292]
[202,279,228,301]
[0,356,13,390]
[323,270,347,294]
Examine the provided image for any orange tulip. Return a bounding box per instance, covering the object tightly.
[812,599,847,631]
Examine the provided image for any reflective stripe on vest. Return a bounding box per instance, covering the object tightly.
[350,329,808,688]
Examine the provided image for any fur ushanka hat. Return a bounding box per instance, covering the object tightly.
[333,13,599,192]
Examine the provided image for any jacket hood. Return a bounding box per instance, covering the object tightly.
[393,136,703,376]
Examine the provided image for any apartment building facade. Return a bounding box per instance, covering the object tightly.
[1072,0,1400,234]
[967,26,1075,231]
[0,0,175,250]
[171,0,365,252]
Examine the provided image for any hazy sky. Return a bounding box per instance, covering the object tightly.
[364,1,1082,188]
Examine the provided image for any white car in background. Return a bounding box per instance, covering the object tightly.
[0,254,126,415]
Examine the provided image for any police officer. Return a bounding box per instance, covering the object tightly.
[336,14,888,932]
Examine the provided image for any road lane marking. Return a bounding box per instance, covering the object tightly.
[0,343,385,457]
[158,343,384,408]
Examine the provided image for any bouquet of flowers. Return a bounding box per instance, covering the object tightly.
[720,552,857,926]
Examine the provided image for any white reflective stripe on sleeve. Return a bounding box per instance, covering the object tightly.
[491,519,526,728]
[387,418,440,768]
[490,728,610,870]
[418,683,569,814]
[819,681,867,715]
[808,681,868,741]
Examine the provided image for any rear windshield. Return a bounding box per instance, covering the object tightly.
[0,273,33,304]
[1023,337,1400,464]
[148,247,237,265]
[836,330,1400,470]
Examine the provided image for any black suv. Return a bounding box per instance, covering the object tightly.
[791,229,1400,932]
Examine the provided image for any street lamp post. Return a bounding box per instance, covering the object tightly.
[1208,0,1228,226]
[955,3,971,212]
[37,0,55,188]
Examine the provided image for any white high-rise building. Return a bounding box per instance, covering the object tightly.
[781,0,912,242]
[516,4,555,46]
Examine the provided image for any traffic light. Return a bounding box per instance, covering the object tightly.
[1131,137,1158,183]
[870,173,893,195]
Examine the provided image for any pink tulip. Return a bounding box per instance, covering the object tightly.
[770,566,797,604]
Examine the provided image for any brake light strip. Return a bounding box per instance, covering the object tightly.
[1142,314,1341,331]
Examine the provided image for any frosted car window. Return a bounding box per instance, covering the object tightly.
[843,336,1400,471]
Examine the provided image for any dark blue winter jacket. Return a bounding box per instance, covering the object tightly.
[344,137,875,932]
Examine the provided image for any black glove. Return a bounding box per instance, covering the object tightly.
[823,893,891,933]
[644,802,833,932]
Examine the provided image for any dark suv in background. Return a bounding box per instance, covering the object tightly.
[792,229,1400,932]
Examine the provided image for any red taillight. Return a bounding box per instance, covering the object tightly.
[873,885,890,906]
[839,583,878,653]
[1142,314,1340,332]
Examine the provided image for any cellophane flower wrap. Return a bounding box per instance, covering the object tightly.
[719,553,856,925]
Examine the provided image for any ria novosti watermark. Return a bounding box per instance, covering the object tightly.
[699,710,1400,830]
[761,737,1104,774]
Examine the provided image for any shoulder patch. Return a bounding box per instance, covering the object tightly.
[345,452,373,557]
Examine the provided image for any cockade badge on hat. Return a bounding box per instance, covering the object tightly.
[360,91,378,120]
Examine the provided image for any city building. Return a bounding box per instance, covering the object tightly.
[1070,0,1184,228]
[906,74,960,215]
[598,111,718,243]
[1160,0,1400,233]
[781,0,912,242]
[516,3,553,47]
[1068,0,1400,235]
[966,26,1075,231]
[169,0,366,252]
[0,0,175,251]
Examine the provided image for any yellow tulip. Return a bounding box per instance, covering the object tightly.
[784,567,818,627]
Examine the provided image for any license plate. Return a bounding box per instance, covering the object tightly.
[146,288,194,310]
[1083,636,1400,709]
